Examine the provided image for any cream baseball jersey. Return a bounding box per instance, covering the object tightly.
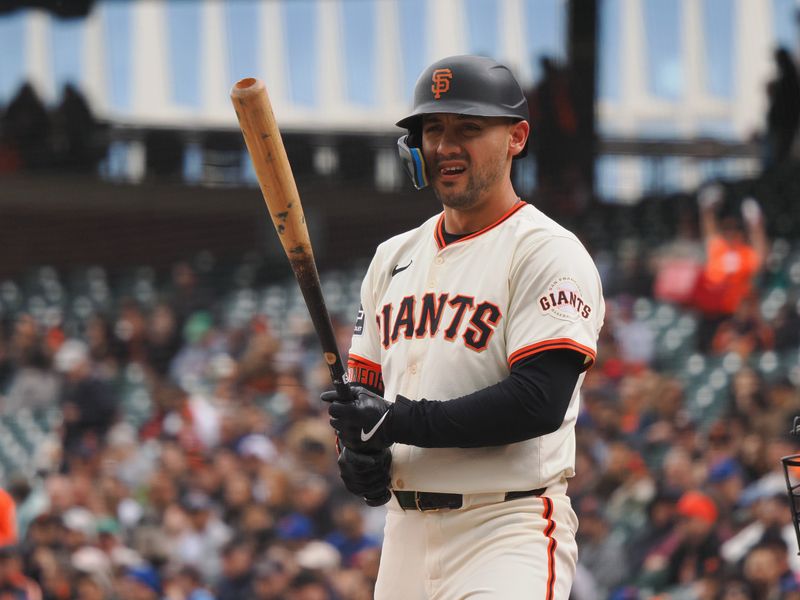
[348,201,604,494]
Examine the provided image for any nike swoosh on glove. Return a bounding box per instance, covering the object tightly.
[321,385,394,452]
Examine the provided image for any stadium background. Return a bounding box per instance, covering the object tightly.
[1,1,800,598]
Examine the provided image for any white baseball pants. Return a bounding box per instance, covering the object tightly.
[374,481,578,599]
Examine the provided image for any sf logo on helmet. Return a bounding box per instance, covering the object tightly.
[431,68,453,99]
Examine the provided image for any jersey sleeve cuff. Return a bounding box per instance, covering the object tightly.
[508,338,596,371]
[347,354,385,395]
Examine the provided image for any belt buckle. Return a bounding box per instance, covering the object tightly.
[414,491,439,512]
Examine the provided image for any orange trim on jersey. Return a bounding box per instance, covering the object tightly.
[347,354,385,394]
[508,338,596,369]
[434,200,526,250]
[348,353,381,371]
[542,497,557,600]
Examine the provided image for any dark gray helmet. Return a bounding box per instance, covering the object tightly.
[395,55,530,188]
[396,55,529,130]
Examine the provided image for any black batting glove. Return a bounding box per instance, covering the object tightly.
[337,446,392,504]
[321,385,393,452]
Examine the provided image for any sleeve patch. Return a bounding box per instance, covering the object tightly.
[537,277,592,322]
[353,304,366,336]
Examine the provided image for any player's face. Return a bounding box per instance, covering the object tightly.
[421,114,524,210]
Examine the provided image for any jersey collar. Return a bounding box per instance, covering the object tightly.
[434,200,526,250]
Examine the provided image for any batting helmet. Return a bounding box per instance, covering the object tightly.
[396,55,529,189]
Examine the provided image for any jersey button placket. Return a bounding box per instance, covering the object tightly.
[428,251,445,288]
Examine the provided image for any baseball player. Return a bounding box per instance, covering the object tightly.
[322,55,605,599]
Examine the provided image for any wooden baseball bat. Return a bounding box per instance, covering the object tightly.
[230,78,350,400]
[231,78,391,507]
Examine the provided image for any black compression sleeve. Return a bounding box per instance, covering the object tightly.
[389,349,586,448]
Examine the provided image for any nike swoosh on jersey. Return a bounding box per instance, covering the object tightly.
[391,260,413,277]
[360,411,390,442]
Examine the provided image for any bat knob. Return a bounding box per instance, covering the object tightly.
[364,488,392,507]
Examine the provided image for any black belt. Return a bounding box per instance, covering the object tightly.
[394,487,547,512]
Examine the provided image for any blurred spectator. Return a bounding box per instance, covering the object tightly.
[324,503,379,567]
[286,569,335,600]
[295,540,340,574]
[163,565,216,600]
[603,238,653,298]
[265,369,318,437]
[51,83,103,173]
[0,324,13,393]
[215,540,255,600]
[1,82,51,170]
[691,186,768,348]
[763,48,800,171]
[715,577,756,600]
[251,558,291,600]
[234,321,280,398]
[741,535,800,600]
[710,296,774,357]
[771,303,800,351]
[145,303,182,377]
[762,378,800,439]
[286,475,334,539]
[169,311,220,390]
[96,516,143,572]
[722,491,800,573]
[120,565,162,600]
[7,477,46,543]
[606,460,656,541]
[168,262,214,327]
[651,208,705,306]
[112,299,149,366]
[664,491,723,590]
[172,492,231,582]
[0,491,16,560]
[0,544,42,599]
[570,563,601,600]
[727,368,769,430]
[83,314,119,379]
[55,340,119,471]
[2,315,59,414]
[575,495,630,598]
[708,455,745,506]
[74,571,110,600]
[608,297,655,368]
[627,490,680,575]
[527,56,584,216]
[139,379,217,458]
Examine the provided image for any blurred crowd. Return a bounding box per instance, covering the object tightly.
[0,187,798,600]
[574,184,800,600]
[0,260,383,599]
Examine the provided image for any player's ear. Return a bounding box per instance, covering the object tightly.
[508,120,529,158]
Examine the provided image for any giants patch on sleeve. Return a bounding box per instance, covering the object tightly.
[353,304,366,336]
[538,277,592,321]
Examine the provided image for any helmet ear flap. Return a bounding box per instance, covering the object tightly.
[397,133,428,190]
[406,126,421,150]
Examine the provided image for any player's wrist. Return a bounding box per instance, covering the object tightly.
[387,395,415,444]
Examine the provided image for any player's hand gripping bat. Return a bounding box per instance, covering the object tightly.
[230,78,391,507]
